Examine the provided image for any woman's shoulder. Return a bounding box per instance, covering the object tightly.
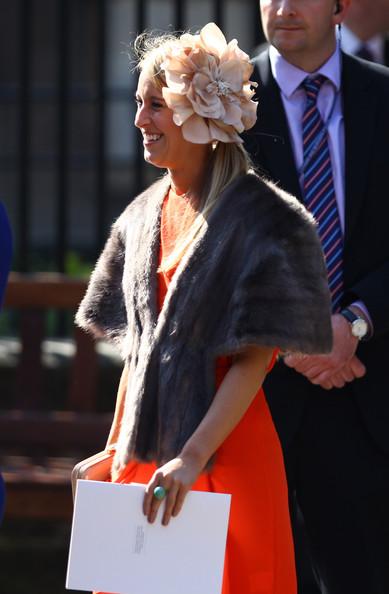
[227,172,316,234]
[113,175,170,236]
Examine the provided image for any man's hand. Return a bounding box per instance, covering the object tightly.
[284,314,366,389]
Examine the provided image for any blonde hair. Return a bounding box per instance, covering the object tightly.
[133,31,254,270]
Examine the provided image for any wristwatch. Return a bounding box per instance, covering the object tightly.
[340,308,369,340]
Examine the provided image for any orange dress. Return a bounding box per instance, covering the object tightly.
[97,189,296,594]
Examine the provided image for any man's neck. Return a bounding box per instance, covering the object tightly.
[278,41,337,73]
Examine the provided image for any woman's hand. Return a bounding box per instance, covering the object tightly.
[143,344,272,526]
[143,453,204,526]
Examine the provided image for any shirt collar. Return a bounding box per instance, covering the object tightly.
[268,44,342,99]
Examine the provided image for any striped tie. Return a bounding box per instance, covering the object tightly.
[301,75,343,312]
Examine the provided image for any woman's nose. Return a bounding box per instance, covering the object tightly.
[134,104,150,128]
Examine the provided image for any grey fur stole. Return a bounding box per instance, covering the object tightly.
[76,172,332,472]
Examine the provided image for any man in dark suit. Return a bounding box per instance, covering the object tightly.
[244,1,389,593]
[342,0,389,64]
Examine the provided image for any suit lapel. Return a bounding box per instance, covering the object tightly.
[342,53,377,244]
[248,52,302,200]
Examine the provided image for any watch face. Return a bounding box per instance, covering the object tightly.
[352,318,368,339]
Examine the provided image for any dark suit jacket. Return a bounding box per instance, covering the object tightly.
[384,36,389,66]
[244,51,389,455]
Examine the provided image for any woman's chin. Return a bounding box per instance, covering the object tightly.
[143,150,167,169]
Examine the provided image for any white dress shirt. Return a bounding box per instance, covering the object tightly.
[269,43,345,231]
[268,44,372,330]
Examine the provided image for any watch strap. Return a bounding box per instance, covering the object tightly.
[340,307,369,340]
[340,308,359,324]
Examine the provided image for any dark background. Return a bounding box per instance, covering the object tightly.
[0,0,264,274]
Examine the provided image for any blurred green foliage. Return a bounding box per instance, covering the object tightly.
[0,251,94,338]
[64,251,93,278]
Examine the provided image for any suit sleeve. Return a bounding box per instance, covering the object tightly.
[346,262,389,338]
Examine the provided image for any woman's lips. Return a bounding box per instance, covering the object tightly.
[143,133,162,145]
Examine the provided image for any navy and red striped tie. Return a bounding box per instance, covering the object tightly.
[301,75,344,312]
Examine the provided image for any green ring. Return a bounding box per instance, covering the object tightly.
[153,486,167,501]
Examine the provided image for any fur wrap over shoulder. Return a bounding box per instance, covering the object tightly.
[76,172,332,472]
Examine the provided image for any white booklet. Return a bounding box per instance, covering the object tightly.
[66,480,231,594]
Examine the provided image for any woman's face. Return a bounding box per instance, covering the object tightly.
[135,71,194,170]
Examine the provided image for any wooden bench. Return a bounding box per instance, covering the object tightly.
[0,273,118,520]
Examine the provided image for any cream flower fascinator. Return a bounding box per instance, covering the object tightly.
[160,22,258,144]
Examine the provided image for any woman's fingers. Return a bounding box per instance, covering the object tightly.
[142,457,199,524]
[144,480,190,525]
[143,480,155,516]
[148,491,164,524]
[172,485,189,518]
[147,483,170,524]
[145,481,187,525]
[143,471,165,518]
[144,471,182,525]
[162,483,180,526]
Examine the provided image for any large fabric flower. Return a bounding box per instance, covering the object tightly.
[160,23,258,144]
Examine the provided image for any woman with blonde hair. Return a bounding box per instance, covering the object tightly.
[76,23,332,594]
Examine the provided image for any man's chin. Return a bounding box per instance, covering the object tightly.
[272,31,305,53]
